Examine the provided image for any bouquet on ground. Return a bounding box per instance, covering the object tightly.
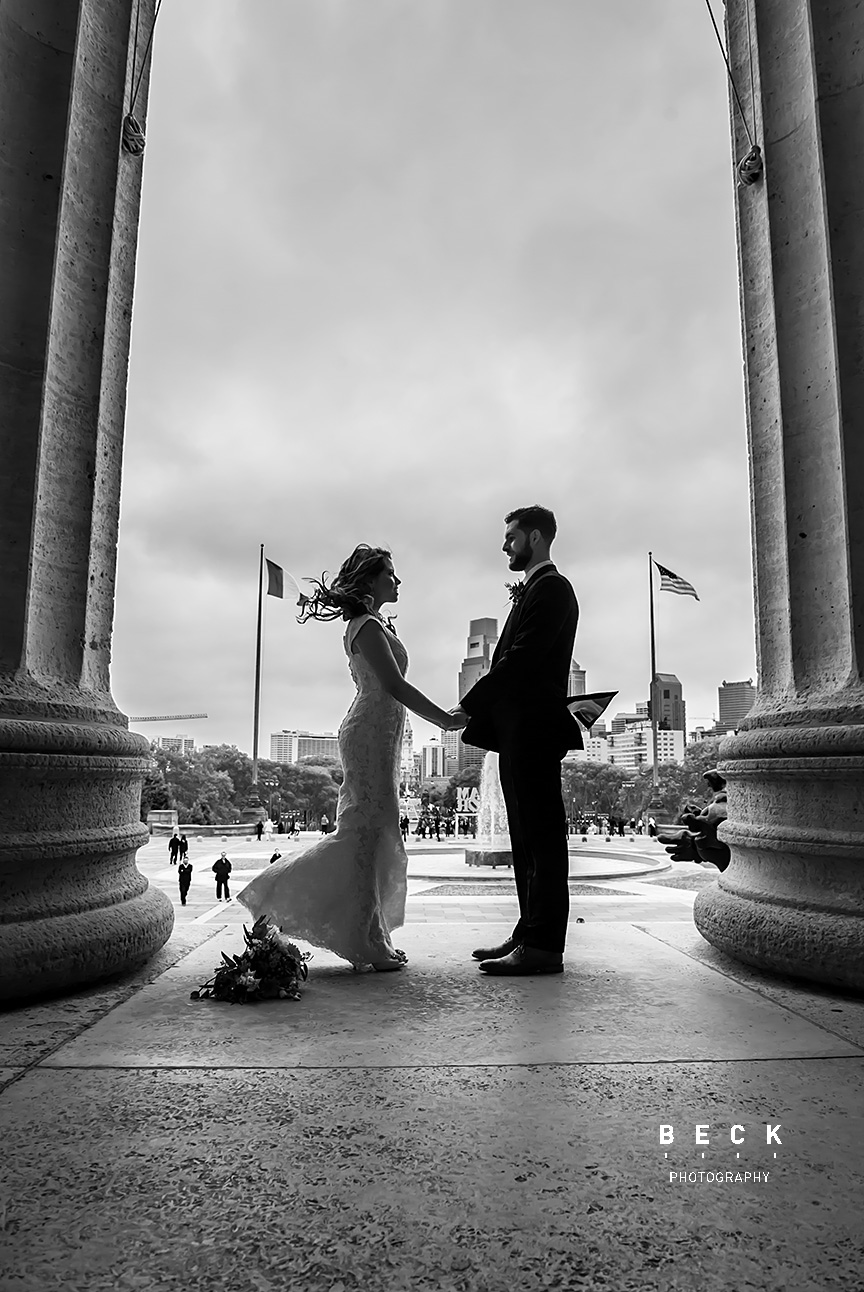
[191,915,312,1003]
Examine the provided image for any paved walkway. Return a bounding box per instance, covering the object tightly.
[1,838,862,1291]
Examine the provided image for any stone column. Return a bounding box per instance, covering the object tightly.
[694,0,864,991]
[0,0,173,1001]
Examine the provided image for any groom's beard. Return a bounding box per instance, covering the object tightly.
[509,549,532,571]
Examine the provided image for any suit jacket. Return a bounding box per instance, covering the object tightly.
[460,564,583,756]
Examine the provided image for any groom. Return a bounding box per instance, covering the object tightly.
[451,505,581,975]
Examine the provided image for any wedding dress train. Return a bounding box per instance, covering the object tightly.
[237,613,408,969]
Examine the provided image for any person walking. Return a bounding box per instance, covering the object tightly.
[212,851,232,902]
[648,816,657,838]
[454,505,581,976]
[255,820,264,842]
[178,834,188,862]
[178,858,193,906]
[399,814,410,842]
[168,833,180,865]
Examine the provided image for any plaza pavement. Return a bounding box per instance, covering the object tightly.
[1,836,862,1291]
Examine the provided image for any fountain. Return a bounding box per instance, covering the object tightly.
[465,751,513,868]
[460,749,672,881]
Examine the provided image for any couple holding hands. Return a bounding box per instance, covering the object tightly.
[237,504,582,976]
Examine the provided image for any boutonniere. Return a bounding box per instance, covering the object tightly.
[505,582,526,606]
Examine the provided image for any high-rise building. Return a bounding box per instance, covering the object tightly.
[650,674,686,731]
[566,735,609,765]
[457,618,498,771]
[607,721,684,772]
[458,618,498,698]
[270,730,340,764]
[440,726,461,776]
[717,678,756,733]
[567,660,586,697]
[420,739,447,780]
[611,707,646,734]
[152,735,195,756]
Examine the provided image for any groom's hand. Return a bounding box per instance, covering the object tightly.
[447,705,469,729]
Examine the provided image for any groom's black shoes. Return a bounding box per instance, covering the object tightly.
[471,936,518,962]
[479,945,564,975]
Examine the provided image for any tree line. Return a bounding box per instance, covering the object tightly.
[141,737,722,827]
[560,737,723,821]
[140,745,345,825]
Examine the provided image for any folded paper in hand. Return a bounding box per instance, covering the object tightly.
[567,690,618,731]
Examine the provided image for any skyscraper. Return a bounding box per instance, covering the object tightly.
[152,735,195,755]
[270,730,340,764]
[567,660,586,697]
[458,618,498,698]
[717,678,756,733]
[457,618,498,771]
[440,726,461,775]
[420,739,447,780]
[651,674,686,731]
[611,705,648,734]
[607,722,684,771]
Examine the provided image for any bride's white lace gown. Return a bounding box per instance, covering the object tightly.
[237,613,408,968]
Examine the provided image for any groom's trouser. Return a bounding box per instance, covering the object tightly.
[498,744,569,954]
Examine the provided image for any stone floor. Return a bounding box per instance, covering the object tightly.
[2,847,863,1291]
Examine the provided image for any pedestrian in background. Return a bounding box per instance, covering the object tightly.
[255,820,264,842]
[178,859,193,906]
[168,833,180,865]
[178,834,188,862]
[212,851,232,902]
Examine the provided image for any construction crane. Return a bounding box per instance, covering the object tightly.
[128,713,208,722]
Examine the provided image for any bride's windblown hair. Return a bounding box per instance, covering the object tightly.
[299,544,392,622]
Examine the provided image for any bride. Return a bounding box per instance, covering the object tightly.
[236,544,466,972]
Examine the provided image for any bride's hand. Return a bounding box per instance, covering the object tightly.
[445,706,468,730]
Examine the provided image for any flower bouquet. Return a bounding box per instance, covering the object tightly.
[191,915,312,1003]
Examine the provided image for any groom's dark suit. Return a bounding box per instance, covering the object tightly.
[460,563,581,954]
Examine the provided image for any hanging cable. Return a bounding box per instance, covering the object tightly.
[703,0,763,187]
[122,0,164,156]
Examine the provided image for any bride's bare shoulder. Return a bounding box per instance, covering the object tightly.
[345,612,383,655]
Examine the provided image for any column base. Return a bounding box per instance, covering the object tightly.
[694,725,864,993]
[0,716,175,1003]
[0,884,174,1003]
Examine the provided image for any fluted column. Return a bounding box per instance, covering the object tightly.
[694,0,864,990]
[0,0,173,1001]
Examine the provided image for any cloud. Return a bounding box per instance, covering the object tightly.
[114,0,755,752]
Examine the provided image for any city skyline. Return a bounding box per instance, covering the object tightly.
[148,659,747,761]
[113,2,756,756]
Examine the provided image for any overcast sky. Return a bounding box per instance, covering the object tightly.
[113,0,755,757]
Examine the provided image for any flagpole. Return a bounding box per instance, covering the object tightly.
[648,550,659,789]
[251,543,264,791]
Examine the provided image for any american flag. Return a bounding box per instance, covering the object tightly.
[654,561,699,600]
